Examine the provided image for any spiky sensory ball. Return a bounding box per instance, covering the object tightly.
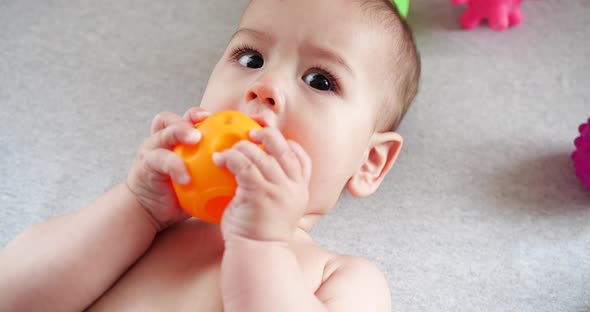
[572,117,590,190]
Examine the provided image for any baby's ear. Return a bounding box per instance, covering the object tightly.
[346,132,403,198]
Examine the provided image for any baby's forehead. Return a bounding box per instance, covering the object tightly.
[239,0,396,67]
[241,0,389,37]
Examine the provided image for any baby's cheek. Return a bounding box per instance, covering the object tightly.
[308,152,350,191]
[200,66,243,110]
[200,89,239,113]
[306,166,348,215]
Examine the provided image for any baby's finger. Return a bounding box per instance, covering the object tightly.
[151,112,184,134]
[183,107,212,124]
[232,140,284,183]
[143,148,191,185]
[287,140,312,182]
[213,149,265,188]
[250,128,300,180]
[145,123,201,150]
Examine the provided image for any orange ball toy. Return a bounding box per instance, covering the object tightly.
[172,111,263,224]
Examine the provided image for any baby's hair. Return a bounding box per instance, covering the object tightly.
[358,0,421,131]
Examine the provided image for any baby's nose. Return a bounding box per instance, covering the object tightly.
[245,77,285,112]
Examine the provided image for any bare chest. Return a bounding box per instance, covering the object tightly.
[87,221,327,312]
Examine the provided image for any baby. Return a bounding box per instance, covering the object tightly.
[0,0,420,311]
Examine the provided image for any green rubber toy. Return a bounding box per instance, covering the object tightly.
[392,0,410,18]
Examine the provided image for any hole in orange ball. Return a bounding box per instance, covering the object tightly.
[224,115,238,125]
[211,133,242,153]
[177,144,199,162]
[204,196,232,222]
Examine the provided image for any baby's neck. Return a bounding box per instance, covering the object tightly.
[297,212,326,234]
[293,226,315,243]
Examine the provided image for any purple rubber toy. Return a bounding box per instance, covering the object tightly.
[572,117,590,190]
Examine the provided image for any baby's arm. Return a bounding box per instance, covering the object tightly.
[214,128,391,312]
[314,256,392,311]
[223,241,391,312]
[0,183,158,311]
[0,108,210,311]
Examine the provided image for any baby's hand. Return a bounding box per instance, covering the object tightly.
[126,107,211,231]
[213,128,311,243]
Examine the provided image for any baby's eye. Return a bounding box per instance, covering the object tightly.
[237,51,264,69]
[303,73,331,91]
[302,69,338,92]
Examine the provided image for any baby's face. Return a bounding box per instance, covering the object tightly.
[200,0,392,220]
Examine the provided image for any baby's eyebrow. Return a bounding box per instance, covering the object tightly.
[301,43,354,77]
[230,28,275,44]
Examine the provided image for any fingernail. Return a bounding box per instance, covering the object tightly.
[250,129,261,138]
[186,129,201,143]
[178,173,190,185]
[191,110,211,120]
[212,152,222,165]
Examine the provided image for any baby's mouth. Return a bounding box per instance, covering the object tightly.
[250,116,269,128]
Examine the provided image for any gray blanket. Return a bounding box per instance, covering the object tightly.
[1,0,589,311]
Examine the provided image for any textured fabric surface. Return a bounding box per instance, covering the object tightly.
[1,0,589,311]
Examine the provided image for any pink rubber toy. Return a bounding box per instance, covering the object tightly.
[451,0,524,31]
[572,117,590,190]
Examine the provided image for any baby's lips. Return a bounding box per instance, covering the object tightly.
[250,116,268,128]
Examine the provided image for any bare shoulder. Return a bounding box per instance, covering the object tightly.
[316,252,392,312]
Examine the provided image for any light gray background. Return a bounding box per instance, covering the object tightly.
[1,0,589,311]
